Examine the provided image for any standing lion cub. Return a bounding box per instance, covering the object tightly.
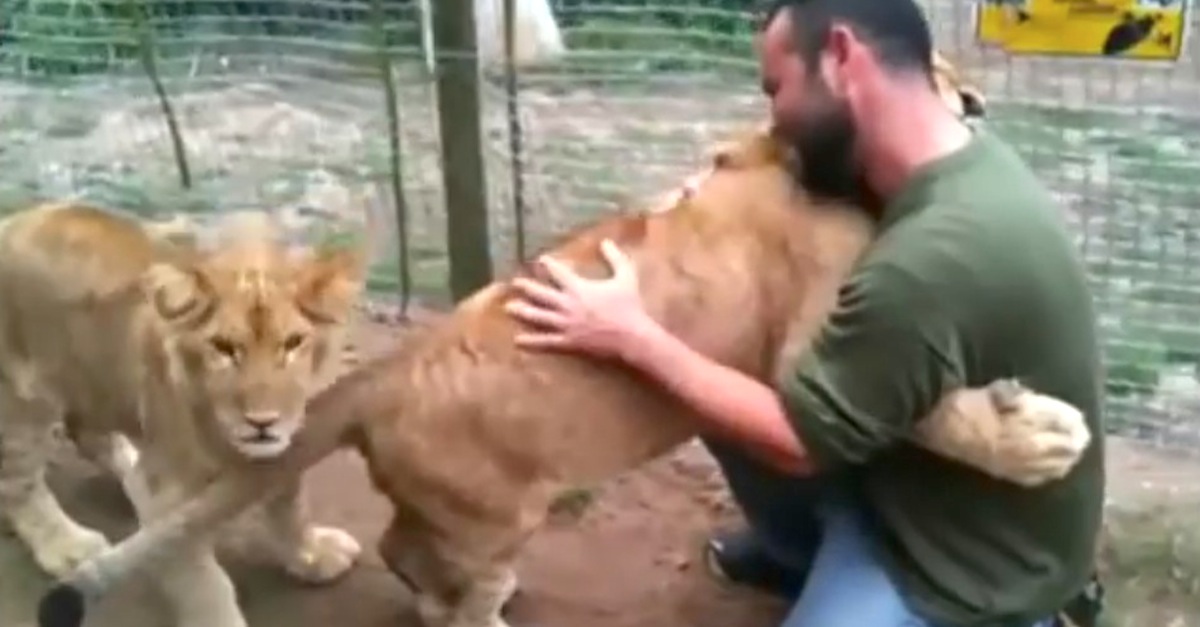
[0,202,366,627]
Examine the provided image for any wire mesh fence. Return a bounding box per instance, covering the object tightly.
[1,0,1200,451]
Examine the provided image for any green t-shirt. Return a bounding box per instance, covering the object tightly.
[778,130,1105,626]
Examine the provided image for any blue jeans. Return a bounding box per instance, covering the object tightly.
[703,440,1056,627]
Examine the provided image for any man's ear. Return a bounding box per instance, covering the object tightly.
[141,262,215,327]
[821,24,859,98]
[295,246,367,325]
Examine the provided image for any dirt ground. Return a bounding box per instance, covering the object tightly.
[1,316,1197,627]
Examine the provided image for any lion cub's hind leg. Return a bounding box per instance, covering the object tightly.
[378,514,520,627]
[449,567,519,627]
[0,382,111,577]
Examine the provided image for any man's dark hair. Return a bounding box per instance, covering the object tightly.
[761,0,934,77]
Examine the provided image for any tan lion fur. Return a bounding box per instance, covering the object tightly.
[933,50,987,118]
[39,54,1090,627]
[0,202,367,627]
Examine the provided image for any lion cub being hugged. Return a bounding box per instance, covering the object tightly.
[0,202,365,627]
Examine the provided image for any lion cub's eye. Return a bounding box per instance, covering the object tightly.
[282,333,306,352]
[209,337,240,361]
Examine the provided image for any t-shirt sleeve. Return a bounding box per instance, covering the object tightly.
[777,262,968,470]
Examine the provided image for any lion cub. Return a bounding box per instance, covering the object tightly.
[0,202,365,627]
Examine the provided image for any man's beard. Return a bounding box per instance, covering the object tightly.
[785,100,862,202]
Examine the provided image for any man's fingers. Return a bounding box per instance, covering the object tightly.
[511,277,571,310]
[504,300,569,330]
[598,238,635,281]
[513,331,571,350]
[538,254,582,291]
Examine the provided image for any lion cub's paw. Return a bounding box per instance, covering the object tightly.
[30,524,112,579]
[284,525,362,584]
[917,379,1091,488]
[986,382,1091,487]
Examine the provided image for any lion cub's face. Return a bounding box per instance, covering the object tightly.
[142,242,365,459]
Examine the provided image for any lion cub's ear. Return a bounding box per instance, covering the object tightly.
[294,247,367,325]
[707,127,787,170]
[141,262,216,326]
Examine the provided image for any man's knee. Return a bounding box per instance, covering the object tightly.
[779,502,930,627]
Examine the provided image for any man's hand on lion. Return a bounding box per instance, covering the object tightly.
[505,238,653,362]
[505,239,1091,487]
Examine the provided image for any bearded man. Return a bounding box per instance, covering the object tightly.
[504,0,1106,625]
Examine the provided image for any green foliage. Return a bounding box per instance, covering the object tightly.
[364,243,447,302]
[1101,504,1200,625]
[73,169,219,214]
[548,486,598,520]
[2,0,134,76]
[1104,336,1165,399]
[313,222,364,252]
[0,181,46,213]
[1,0,420,78]
[984,101,1200,439]
[549,1,757,76]
[0,0,758,78]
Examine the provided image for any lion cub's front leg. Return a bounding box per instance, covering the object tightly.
[915,379,1091,487]
[260,476,362,584]
[0,390,111,578]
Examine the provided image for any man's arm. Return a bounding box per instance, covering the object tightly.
[620,261,967,474]
[777,262,967,469]
[620,319,817,476]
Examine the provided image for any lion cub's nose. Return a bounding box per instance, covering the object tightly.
[243,410,282,428]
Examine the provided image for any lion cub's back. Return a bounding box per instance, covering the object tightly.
[0,203,161,406]
[0,202,161,303]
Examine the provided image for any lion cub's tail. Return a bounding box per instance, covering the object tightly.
[37,474,270,627]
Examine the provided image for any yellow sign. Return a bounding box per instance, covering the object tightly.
[975,0,1189,60]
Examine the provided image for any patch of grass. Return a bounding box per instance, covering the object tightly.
[365,243,448,304]
[524,12,756,82]
[1100,503,1200,626]
[71,168,219,216]
[2,0,131,77]
[991,102,1200,439]
[548,487,598,521]
[0,181,48,214]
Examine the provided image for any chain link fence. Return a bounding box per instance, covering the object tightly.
[2,0,1200,449]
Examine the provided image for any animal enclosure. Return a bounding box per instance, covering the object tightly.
[0,0,1198,624]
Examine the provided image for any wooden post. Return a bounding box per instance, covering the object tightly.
[434,0,495,300]
[503,0,527,263]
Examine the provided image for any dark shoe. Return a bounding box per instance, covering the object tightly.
[1054,572,1105,627]
[704,528,811,599]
